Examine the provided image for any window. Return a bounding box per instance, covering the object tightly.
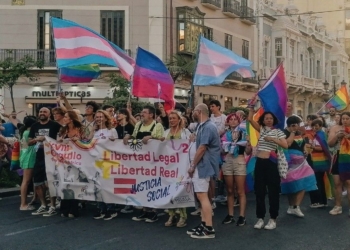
[101,11,125,49]
[331,61,337,75]
[225,34,232,50]
[289,40,295,73]
[242,40,249,59]
[263,41,269,67]
[304,52,309,77]
[346,39,350,56]
[224,97,232,111]
[316,60,321,79]
[176,7,205,53]
[275,38,282,66]
[300,54,304,75]
[203,94,218,107]
[346,10,350,30]
[38,10,62,50]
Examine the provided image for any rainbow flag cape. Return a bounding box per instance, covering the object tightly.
[324,172,335,199]
[247,107,264,147]
[245,156,256,192]
[60,64,100,83]
[10,141,20,171]
[326,85,350,111]
[311,130,331,172]
[132,47,175,111]
[338,127,350,181]
[193,36,254,86]
[257,64,287,129]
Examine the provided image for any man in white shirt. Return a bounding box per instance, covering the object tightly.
[284,102,304,128]
[325,107,337,128]
[209,100,227,136]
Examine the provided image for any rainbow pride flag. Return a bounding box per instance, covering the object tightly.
[311,130,331,172]
[60,64,100,83]
[338,127,350,181]
[10,141,20,171]
[326,85,349,111]
[258,64,287,129]
[247,107,264,147]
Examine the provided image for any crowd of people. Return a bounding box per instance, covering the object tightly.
[2,93,350,239]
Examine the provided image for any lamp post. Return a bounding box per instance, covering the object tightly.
[323,79,347,95]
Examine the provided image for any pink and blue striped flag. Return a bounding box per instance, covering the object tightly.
[257,64,287,129]
[132,47,175,111]
[51,17,135,80]
[193,36,254,86]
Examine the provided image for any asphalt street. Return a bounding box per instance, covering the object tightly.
[1,193,350,250]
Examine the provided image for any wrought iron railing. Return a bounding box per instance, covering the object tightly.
[223,0,241,16]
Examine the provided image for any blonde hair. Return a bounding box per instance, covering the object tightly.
[95,110,112,130]
[168,110,184,129]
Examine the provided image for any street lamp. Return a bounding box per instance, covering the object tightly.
[341,79,347,87]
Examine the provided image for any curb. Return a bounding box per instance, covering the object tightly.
[0,187,20,198]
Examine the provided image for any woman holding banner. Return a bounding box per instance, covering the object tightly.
[162,111,191,228]
[247,99,288,230]
[57,111,88,218]
[221,113,251,226]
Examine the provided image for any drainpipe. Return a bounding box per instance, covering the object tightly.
[170,0,173,58]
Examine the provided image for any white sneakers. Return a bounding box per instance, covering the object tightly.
[254,219,276,230]
[287,206,304,218]
[329,206,342,215]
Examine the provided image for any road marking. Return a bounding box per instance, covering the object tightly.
[5,225,47,236]
[82,237,122,249]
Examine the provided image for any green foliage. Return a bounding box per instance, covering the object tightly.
[224,106,249,115]
[166,54,196,81]
[109,73,131,98]
[0,52,43,111]
[104,96,151,115]
[0,164,21,188]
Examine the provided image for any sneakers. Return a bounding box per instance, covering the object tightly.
[254,219,264,229]
[310,203,325,208]
[145,212,158,223]
[93,210,105,219]
[104,211,118,221]
[187,223,204,235]
[43,206,57,217]
[132,211,148,221]
[329,206,342,215]
[191,208,201,216]
[121,205,134,214]
[236,216,246,226]
[211,201,216,210]
[222,215,235,224]
[177,217,187,228]
[20,205,35,211]
[190,226,215,239]
[287,206,293,214]
[214,195,227,203]
[291,206,304,218]
[165,215,177,227]
[32,205,47,215]
[264,219,276,230]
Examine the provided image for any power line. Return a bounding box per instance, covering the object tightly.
[150,8,345,20]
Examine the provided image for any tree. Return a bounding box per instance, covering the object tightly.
[0,53,43,112]
[166,54,196,82]
[109,73,131,98]
[224,106,249,115]
[103,96,151,115]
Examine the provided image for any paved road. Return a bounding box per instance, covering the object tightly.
[1,194,350,250]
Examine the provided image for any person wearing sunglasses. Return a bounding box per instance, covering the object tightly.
[162,111,191,228]
[281,116,317,218]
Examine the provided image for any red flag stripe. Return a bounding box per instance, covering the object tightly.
[114,188,132,194]
[114,178,136,185]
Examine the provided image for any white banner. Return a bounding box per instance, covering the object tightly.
[44,137,195,208]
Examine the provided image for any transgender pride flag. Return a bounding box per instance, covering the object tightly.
[193,36,254,86]
[51,17,135,80]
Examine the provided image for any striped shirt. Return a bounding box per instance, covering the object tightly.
[257,127,286,152]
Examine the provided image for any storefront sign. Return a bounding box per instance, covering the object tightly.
[31,91,91,98]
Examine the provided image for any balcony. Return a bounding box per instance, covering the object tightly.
[0,49,56,67]
[240,6,256,25]
[201,0,221,10]
[223,0,241,18]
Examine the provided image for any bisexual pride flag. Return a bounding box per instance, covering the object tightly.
[257,64,287,129]
[132,47,175,111]
[193,36,254,86]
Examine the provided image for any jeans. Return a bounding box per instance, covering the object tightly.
[254,157,281,219]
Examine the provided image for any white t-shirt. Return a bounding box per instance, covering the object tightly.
[210,114,227,135]
[93,128,118,139]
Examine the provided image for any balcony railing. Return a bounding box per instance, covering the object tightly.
[226,71,257,84]
[0,49,57,67]
[223,0,241,18]
[201,0,221,10]
[240,6,256,24]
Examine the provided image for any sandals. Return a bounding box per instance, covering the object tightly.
[20,205,35,211]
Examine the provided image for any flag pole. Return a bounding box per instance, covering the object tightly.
[50,17,62,105]
[315,95,335,115]
[188,34,202,109]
